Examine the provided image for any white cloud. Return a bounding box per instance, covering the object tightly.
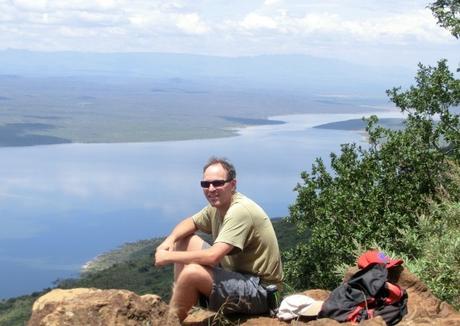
[12,0,48,12]
[12,0,117,12]
[71,11,126,26]
[0,1,457,66]
[264,0,282,6]
[289,12,340,33]
[375,9,452,43]
[232,7,452,44]
[127,9,168,30]
[60,0,117,11]
[175,13,209,34]
[240,13,278,30]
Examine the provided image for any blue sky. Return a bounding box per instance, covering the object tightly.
[0,0,458,68]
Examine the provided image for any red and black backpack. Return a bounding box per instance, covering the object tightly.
[318,253,408,325]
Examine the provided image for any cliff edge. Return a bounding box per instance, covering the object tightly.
[28,268,460,326]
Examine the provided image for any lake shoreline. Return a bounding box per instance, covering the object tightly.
[0,110,400,148]
[0,118,282,148]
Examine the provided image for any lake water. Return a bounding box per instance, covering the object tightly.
[0,111,402,299]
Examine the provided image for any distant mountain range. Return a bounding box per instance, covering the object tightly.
[0,49,414,94]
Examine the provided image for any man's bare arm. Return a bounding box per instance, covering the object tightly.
[155,242,233,267]
[156,217,198,252]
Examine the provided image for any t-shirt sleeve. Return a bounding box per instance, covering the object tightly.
[192,206,212,233]
[214,204,252,251]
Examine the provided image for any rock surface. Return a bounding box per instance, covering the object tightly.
[28,268,460,325]
[28,288,179,326]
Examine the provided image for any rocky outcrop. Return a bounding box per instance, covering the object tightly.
[28,268,460,326]
[27,288,180,326]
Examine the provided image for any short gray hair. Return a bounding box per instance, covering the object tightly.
[203,157,236,180]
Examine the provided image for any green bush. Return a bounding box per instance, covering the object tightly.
[284,60,460,290]
[0,292,46,326]
[404,201,460,309]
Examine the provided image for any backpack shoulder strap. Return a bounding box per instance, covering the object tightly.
[383,282,404,305]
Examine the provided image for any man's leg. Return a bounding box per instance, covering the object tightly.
[170,235,214,321]
[170,263,213,321]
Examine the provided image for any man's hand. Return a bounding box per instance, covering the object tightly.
[154,241,234,267]
[154,249,170,267]
[156,237,175,252]
[153,217,197,266]
[153,237,175,266]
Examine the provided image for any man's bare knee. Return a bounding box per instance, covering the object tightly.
[174,234,205,251]
[177,263,212,282]
[175,263,213,296]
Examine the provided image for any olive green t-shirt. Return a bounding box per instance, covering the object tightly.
[192,192,284,286]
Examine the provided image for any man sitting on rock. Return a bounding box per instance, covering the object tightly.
[154,156,283,321]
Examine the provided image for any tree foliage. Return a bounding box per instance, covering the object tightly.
[429,0,460,39]
[285,1,460,290]
[284,60,460,290]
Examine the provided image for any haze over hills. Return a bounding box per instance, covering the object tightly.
[0,49,413,93]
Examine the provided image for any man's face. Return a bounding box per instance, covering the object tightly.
[202,163,236,212]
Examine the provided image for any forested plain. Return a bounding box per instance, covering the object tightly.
[0,51,406,146]
[0,74,396,146]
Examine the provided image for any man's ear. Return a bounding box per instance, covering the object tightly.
[231,179,237,192]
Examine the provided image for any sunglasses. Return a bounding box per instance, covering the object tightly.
[200,179,233,188]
